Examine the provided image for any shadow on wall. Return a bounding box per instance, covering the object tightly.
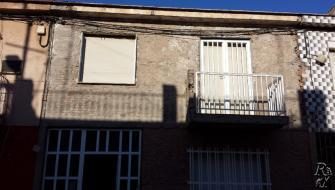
[0,64,36,158]
[45,85,179,125]
[0,54,36,125]
[0,57,38,190]
[299,89,327,129]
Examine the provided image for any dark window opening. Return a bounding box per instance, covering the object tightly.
[83,155,118,190]
[1,59,22,74]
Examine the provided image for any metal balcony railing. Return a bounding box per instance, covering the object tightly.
[0,75,8,123]
[195,72,286,116]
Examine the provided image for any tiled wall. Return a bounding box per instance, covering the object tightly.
[298,15,335,131]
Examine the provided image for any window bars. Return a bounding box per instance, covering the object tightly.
[315,132,335,190]
[188,147,271,190]
[42,129,141,190]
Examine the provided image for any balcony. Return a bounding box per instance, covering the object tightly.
[190,72,289,126]
[0,75,8,124]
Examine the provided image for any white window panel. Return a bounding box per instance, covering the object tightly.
[42,129,141,190]
[80,36,136,84]
[188,147,271,190]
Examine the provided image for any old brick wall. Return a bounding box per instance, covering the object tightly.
[141,128,314,190]
[45,22,301,127]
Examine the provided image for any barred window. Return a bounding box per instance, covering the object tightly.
[42,129,141,190]
[315,132,335,190]
[188,147,271,190]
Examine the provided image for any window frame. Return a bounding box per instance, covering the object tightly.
[78,33,138,85]
[188,147,272,190]
[41,128,142,190]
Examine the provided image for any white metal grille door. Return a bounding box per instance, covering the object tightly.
[42,129,141,190]
[188,147,271,190]
[199,40,253,114]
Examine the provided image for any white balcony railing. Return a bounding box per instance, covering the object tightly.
[195,72,285,116]
[0,75,8,122]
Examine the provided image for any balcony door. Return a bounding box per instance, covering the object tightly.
[199,40,253,114]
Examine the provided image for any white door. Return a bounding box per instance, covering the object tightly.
[200,40,252,114]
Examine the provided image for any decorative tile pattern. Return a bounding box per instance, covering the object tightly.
[298,15,335,131]
[302,15,335,26]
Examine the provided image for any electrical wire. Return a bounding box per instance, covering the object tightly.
[60,18,298,38]
[0,12,298,38]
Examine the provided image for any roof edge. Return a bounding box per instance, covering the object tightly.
[0,0,332,17]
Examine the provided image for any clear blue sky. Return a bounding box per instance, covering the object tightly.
[65,0,334,14]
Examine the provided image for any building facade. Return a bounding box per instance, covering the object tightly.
[298,13,335,189]
[0,1,334,190]
[0,2,51,190]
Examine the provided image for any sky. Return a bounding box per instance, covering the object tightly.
[64,0,335,14]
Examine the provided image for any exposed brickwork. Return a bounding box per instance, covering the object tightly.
[45,23,301,127]
[141,128,314,190]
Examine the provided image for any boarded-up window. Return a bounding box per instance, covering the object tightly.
[80,36,136,84]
